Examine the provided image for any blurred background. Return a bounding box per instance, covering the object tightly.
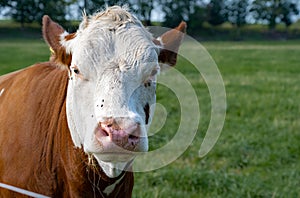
[0,1,300,197]
[0,0,300,40]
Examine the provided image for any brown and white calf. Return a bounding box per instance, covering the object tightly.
[0,6,186,197]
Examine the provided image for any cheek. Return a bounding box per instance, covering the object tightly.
[144,102,156,132]
[143,103,150,125]
[145,94,156,125]
[73,82,95,111]
[69,82,97,136]
[130,87,156,125]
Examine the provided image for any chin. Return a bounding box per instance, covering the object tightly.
[93,154,134,178]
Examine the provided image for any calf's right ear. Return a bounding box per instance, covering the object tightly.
[155,21,187,67]
[42,15,75,68]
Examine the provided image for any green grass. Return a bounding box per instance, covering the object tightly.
[1,33,300,197]
[133,41,300,197]
[0,40,49,73]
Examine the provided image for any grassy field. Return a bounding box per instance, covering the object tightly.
[0,33,300,197]
[133,41,300,197]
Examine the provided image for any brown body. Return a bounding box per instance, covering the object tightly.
[0,63,133,197]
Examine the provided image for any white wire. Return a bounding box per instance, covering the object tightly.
[0,182,50,198]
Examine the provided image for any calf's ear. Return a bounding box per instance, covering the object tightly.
[156,21,187,67]
[42,15,75,67]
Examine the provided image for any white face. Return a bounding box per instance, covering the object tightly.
[63,15,159,178]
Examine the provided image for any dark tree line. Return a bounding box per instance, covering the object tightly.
[251,0,299,29]
[0,0,73,28]
[0,0,299,30]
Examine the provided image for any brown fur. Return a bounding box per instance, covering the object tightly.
[0,63,133,197]
[43,15,72,68]
[158,21,187,66]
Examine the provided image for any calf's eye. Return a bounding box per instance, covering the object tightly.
[73,68,80,74]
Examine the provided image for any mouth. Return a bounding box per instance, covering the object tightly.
[93,157,134,178]
[93,152,136,163]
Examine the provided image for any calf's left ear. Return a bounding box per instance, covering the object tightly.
[42,15,75,67]
[156,21,187,67]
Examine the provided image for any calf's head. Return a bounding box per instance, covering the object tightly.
[43,6,186,178]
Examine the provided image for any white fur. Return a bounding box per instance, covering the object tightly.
[60,31,73,54]
[95,157,131,178]
[0,88,4,97]
[64,6,159,178]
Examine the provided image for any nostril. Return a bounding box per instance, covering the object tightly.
[129,134,139,141]
[102,129,109,137]
[98,124,109,137]
[95,124,110,139]
[128,134,139,146]
[99,121,114,135]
